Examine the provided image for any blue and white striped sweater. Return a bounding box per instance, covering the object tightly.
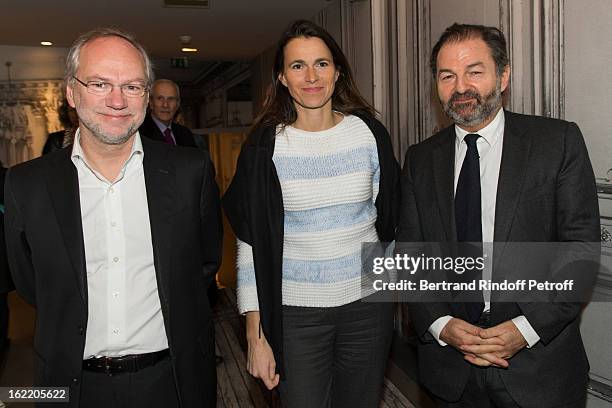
[236,115,380,312]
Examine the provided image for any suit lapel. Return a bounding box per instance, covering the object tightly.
[432,128,457,241]
[153,123,165,142]
[143,114,165,143]
[45,149,87,305]
[142,139,182,314]
[494,111,531,243]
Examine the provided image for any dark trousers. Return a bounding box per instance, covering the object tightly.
[79,355,179,408]
[434,365,586,408]
[279,298,394,408]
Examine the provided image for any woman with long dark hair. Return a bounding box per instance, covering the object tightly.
[223,20,399,407]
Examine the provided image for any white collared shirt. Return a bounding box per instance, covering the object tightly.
[453,107,505,247]
[429,109,540,348]
[71,130,168,358]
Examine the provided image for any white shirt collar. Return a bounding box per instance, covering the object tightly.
[454,108,505,147]
[151,114,172,133]
[71,128,144,183]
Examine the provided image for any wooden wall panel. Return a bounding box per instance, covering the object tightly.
[208,132,247,289]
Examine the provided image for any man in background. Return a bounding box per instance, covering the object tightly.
[139,79,197,147]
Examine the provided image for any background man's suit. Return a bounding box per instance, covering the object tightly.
[139,113,197,147]
[5,138,222,407]
[398,110,600,407]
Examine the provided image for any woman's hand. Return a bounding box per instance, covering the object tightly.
[245,311,280,390]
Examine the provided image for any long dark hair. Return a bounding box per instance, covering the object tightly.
[253,19,375,131]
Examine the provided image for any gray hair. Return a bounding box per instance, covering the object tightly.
[152,79,181,100]
[65,27,154,87]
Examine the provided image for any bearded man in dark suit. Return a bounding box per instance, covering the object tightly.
[398,23,599,408]
[5,28,221,407]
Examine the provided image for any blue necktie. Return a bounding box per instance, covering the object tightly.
[455,133,484,323]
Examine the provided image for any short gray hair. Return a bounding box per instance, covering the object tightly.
[65,27,154,87]
[152,79,181,100]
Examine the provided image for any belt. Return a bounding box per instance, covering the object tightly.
[82,349,169,375]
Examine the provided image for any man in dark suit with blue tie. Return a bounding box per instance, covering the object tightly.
[398,23,600,408]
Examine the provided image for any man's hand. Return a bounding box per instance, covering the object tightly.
[439,318,504,349]
[440,318,508,368]
[245,311,280,390]
[461,320,527,367]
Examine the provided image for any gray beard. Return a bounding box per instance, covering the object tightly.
[443,82,502,128]
[81,119,139,146]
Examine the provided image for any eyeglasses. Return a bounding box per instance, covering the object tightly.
[72,76,148,97]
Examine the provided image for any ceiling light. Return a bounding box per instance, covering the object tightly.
[178,35,198,53]
[40,41,53,46]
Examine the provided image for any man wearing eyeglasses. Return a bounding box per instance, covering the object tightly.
[4,28,222,407]
[139,79,198,148]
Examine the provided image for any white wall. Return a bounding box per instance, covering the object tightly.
[0,45,68,81]
[564,0,612,179]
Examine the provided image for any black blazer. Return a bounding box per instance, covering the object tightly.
[397,110,600,407]
[42,130,66,155]
[139,113,197,147]
[4,138,222,407]
[0,166,11,294]
[223,114,400,376]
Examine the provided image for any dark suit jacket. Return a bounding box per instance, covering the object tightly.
[4,138,222,407]
[139,113,197,147]
[398,110,600,407]
[0,166,11,294]
[42,130,66,155]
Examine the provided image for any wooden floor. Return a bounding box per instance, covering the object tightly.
[214,289,273,407]
[213,289,415,408]
[0,290,415,408]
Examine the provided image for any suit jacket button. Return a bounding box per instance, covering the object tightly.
[78,326,84,335]
[72,378,79,384]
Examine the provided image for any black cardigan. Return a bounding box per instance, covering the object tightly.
[222,114,400,375]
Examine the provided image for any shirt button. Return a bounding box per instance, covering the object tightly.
[113,257,119,263]
[111,221,117,227]
[109,187,115,194]
[113,329,119,335]
[113,291,119,298]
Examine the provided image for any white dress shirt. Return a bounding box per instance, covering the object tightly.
[428,109,540,348]
[72,130,168,358]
